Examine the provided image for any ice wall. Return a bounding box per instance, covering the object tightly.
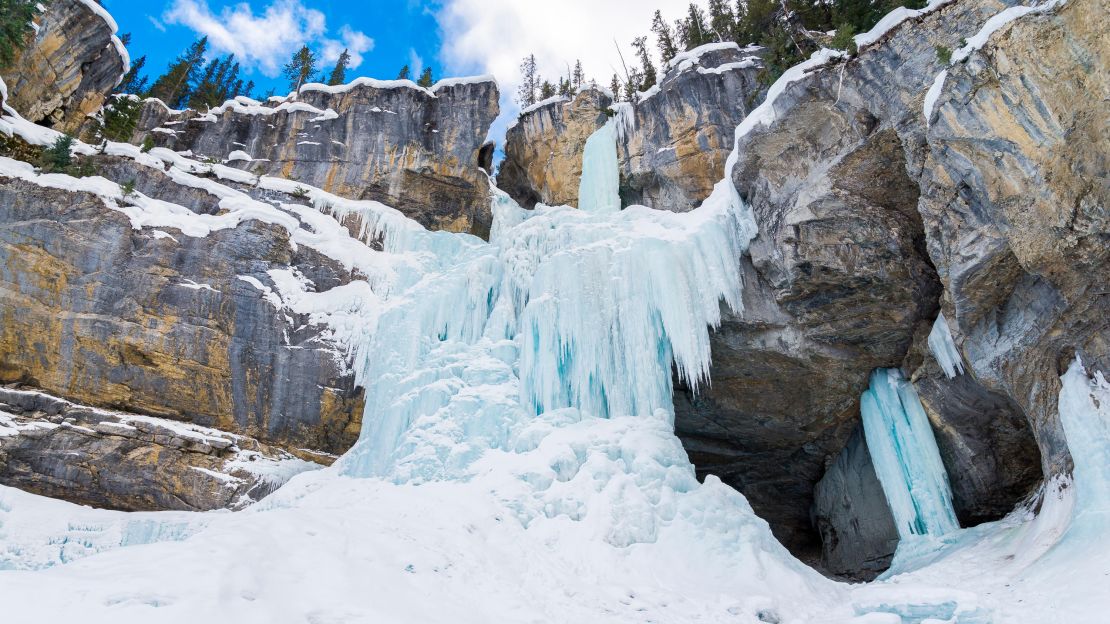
[577,121,621,213]
[862,369,960,540]
[928,313,965,378]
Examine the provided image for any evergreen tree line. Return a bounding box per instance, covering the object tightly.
[518,0,928,106]
[516,57,586,108]
[0,0,45,69]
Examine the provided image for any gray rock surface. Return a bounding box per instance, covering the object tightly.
[0,387,317,511]
[811,426,899,580]
[917,0,1109,477]
[134,78,500,237]
[0,0,126,133]
[691,0,1045,563]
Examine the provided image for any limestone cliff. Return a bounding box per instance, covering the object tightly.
[134,78,500,237]
[0,0,127,134]
[499,43,766,211]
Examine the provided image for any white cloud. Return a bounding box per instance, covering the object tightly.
[321,26,375,70]
[164,0,372,76]
[435,0,689,142]
[408,48,424,78]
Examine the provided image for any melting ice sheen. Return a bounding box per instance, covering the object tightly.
[862,368,960,540]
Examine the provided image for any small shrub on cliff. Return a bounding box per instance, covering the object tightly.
[291,186,311,201]
[40,134,74,173]
[830,24,858,56]
[936,45,952,65]
[0,0,40,69]
[120,179,137,198]
[140,137,155,153]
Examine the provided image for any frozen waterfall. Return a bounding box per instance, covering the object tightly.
[861,368,960,541]
[577,121,621,213]
[339,120,755,481]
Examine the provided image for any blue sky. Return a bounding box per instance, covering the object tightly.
[112,0,446,97]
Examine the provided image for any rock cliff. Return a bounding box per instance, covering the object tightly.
[697,0,1105,574]
[499,43,766,211]
[0,0,127,134]
[134,77,500,237]
[0,387,317,511]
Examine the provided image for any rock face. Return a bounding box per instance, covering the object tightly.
[0,387,317,511]
[680,0,1060,565]
[0,164,364,458]
[499,43,765,211]
[619,44,766,210]
[134,78,500,237]
[0,0,126,134]
[498,89,610,209]
[917,0,1109,477]
[811,426,899,580]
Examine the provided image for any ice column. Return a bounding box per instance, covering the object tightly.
[862,368,960,539]
[577,121,621,213]
[1057,357,1110,539]
[927,313,965,379]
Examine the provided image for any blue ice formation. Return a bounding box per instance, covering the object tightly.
[1057,357,1110,542]
[862,368,960,540]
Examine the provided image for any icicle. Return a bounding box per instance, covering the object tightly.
[928,313,965,378]
[577,122,621,213]
[862,368,960,540]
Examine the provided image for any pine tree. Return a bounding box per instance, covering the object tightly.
[572,60,584,90]
[516,54,538,107]
[632,36,657,91]
[327,48,351,86]
[676,3,712,50]
[707,0,736,42]
[115,55,148,95]
[609,74,622,102]
[98,95,142,142]
[397,65,410,80]
[416,67,434,87]
[283,45,319,93]
[651,10,679,64]
[147,37,208,108]
[539,80,555,99]
[0,0,39,68]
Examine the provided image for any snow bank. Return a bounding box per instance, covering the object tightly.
[854,0,956,48]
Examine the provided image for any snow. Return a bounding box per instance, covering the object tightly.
[226,150,252,162]
[518,94,569,116]
[861,369,959,542]
[922,69,948,125]
[854,0,957,48]
[299,74,495,100]
[663,41,742,72]
[927,313,965,378]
